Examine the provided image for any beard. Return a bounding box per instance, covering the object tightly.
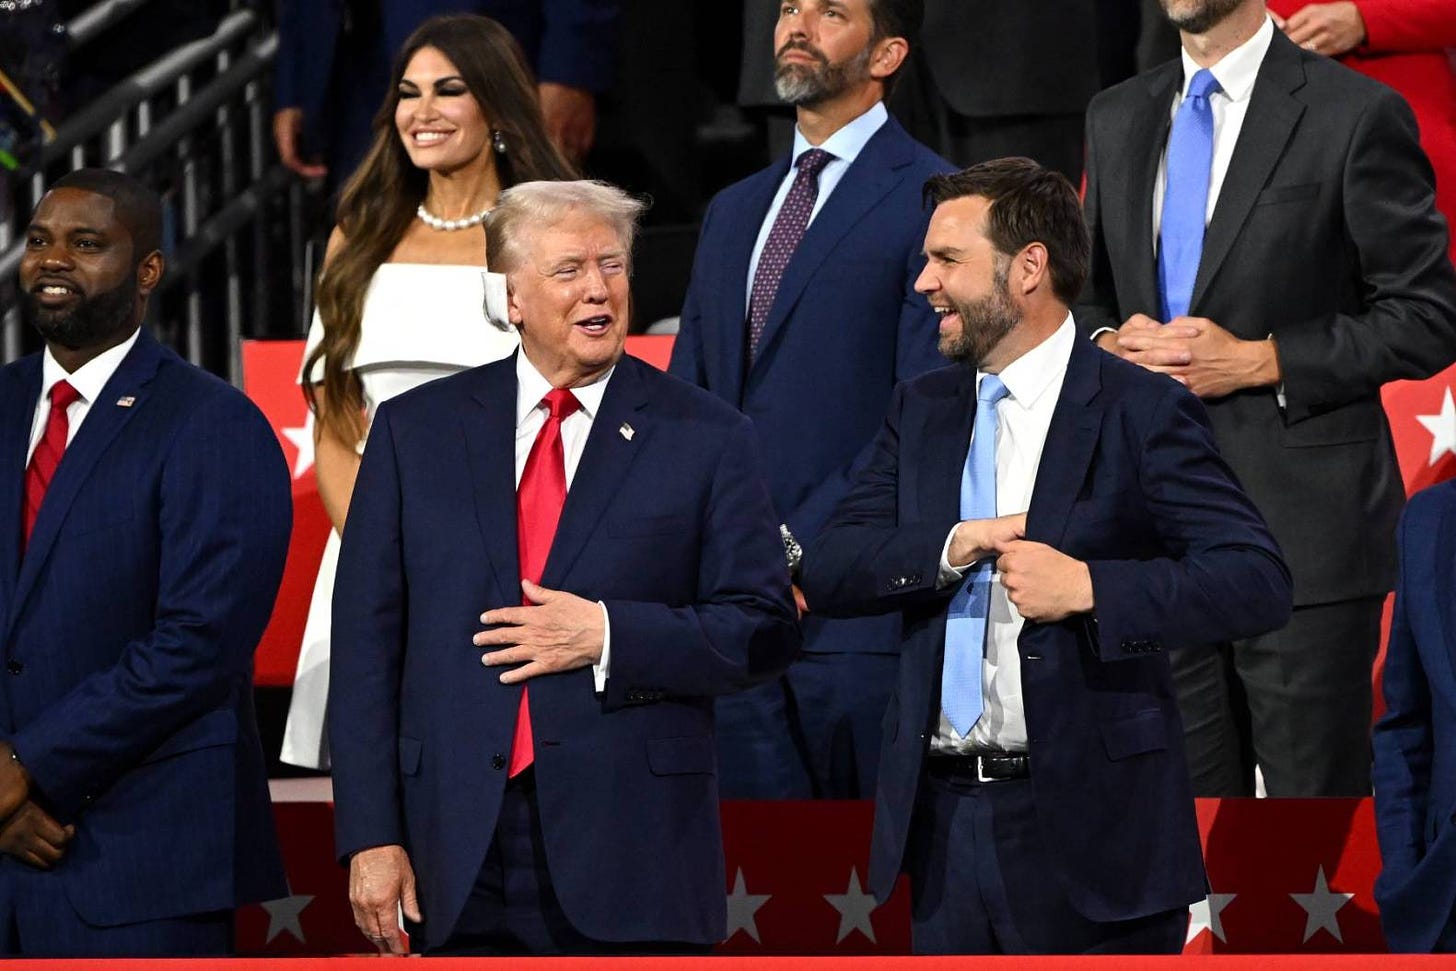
[1160,0,1244,34]
[773,41,871,106]
[939,262,1021,368]
[22,274,139,350]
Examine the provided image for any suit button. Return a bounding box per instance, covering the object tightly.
[5,660,20,675]
[491,753,506,770]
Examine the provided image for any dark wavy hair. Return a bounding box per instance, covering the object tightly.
[305,14,577,444]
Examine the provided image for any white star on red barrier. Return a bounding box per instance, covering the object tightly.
[824,866,878,944]
[1416,387,1456,466]
[260,893,314,944]
[1290,866,1354,944]
[726,867,771,943]
[1187,891,1236,944]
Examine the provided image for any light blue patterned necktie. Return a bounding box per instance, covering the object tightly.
[942,374,1009,738]
[1158,68,1221,322]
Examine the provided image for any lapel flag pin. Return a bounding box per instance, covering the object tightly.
[116,396,135,408]
[619,422,635,441]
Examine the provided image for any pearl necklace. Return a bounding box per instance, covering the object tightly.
[416,203,492,231]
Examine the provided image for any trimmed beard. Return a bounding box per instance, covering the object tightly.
[939,259,1020,368]
[22,274,139,350]
[773,41,872,106]
[1160,0,1244,34]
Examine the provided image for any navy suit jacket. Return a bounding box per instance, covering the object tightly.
[1374,482,1456,952]
[0,332,291,930]
[328,352,799,950]
[802,335,1292,920]
[670,114,952,654]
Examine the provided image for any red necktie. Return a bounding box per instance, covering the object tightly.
[509,387,582,776]
[23,380,81,550]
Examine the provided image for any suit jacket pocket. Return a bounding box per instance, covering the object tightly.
[399,736,422,776]
[1255,182,1320,206]
[1280,400,1380,447]
[1100,709,1167,761]
[140,708,237,765]
[647,735,716,776]
[607,514,695,539]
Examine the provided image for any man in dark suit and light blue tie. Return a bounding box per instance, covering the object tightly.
[1373,481,1456,953]
[0,169,292,956]
[803,159,1292,953]
[671,0,952,799]
[329,180,799,955]
[1079,0,1456,797]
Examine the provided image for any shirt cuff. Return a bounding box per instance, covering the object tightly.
[593,601,611,693]
[938,526,970,588]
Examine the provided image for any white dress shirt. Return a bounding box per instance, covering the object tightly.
[1151,16,1275,247]
[744,100,889,308]
[26,328,142,464]
[932,316,1076,754]
[514,350,615,689]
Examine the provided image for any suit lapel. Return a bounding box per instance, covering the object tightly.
[1026,338,1104,548]
[747,119,913,382]
[915,368,977,525]
[711,164,785,405]
[10,335,163,621]
[1128,65,1180,316]
[0,357,41,612]
[541,358,652,588]
[463,355,524,605]
[1191,32,1306,313]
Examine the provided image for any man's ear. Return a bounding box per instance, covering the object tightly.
[136,249,165,297]
[506,278,524,326]
[1017,242,1049,296]
[868,36,909,82]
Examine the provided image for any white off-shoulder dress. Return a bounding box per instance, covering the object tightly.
[280,263,519,770]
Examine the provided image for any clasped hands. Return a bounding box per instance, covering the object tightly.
[0,741,73,870]
[1095,314,1280,399]
[950,513,1093,623]
[473,579,603,683]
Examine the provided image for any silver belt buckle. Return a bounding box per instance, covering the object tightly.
[976,755,993,783]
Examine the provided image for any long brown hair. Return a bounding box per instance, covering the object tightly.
[305,14,577,443]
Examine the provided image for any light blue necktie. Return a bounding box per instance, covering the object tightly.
[1158,68,1221,322]
[942,374,1009,738]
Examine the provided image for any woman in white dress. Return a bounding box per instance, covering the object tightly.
[281,14,576,769]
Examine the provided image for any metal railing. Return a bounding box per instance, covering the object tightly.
[0,3,305,384]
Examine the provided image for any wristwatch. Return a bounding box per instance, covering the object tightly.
[780,524,803,577]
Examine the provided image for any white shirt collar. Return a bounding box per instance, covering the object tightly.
[790,100,888,169]
[514,348,614,427]
[978,314,1076,408]
[1179,15,1274,104]
[41,328,142,406]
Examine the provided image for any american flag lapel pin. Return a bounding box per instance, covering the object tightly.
[116,395,135,408]
[619,422,635,441]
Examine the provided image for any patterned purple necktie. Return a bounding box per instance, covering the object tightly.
[748,147,834,359]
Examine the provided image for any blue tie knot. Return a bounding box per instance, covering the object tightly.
[1186,68,1221,103]
[795,147,834,177]
[978,374,1009,406]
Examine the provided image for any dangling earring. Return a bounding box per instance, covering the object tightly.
[492,129,508,155]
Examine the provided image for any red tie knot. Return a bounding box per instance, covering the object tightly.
[49,380,81,412]
[542,387,582,422]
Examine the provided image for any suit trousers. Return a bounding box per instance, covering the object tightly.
[1169,596,1383,797]
[433,769,710,955]
[905,763,1188,954]
[0,859,232,957]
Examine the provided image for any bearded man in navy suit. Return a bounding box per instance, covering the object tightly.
[329,180,799,955]
[804,159,1291,953]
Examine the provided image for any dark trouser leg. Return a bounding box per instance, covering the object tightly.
[712,679,813,799]
[1168,641,1256,796]
[785,652,897,799]
[1238,597,1382,796]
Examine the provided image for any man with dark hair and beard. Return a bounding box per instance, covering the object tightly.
[0,169,292,957]
[1079,0,1456,799]
[802,157,1292,954]
[670,0,952,800]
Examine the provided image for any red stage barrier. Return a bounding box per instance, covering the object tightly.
[242,788,1392,957]
[17,958,1455,970]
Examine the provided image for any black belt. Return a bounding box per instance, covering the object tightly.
[928,752,1029,783]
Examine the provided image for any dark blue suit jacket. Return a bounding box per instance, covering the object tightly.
[328,352,799,950]
[0,333,291,932]
[1374,481,1456,952]
[802,335,1292,920]
[275,0,619,171]
[670,114,952,655]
